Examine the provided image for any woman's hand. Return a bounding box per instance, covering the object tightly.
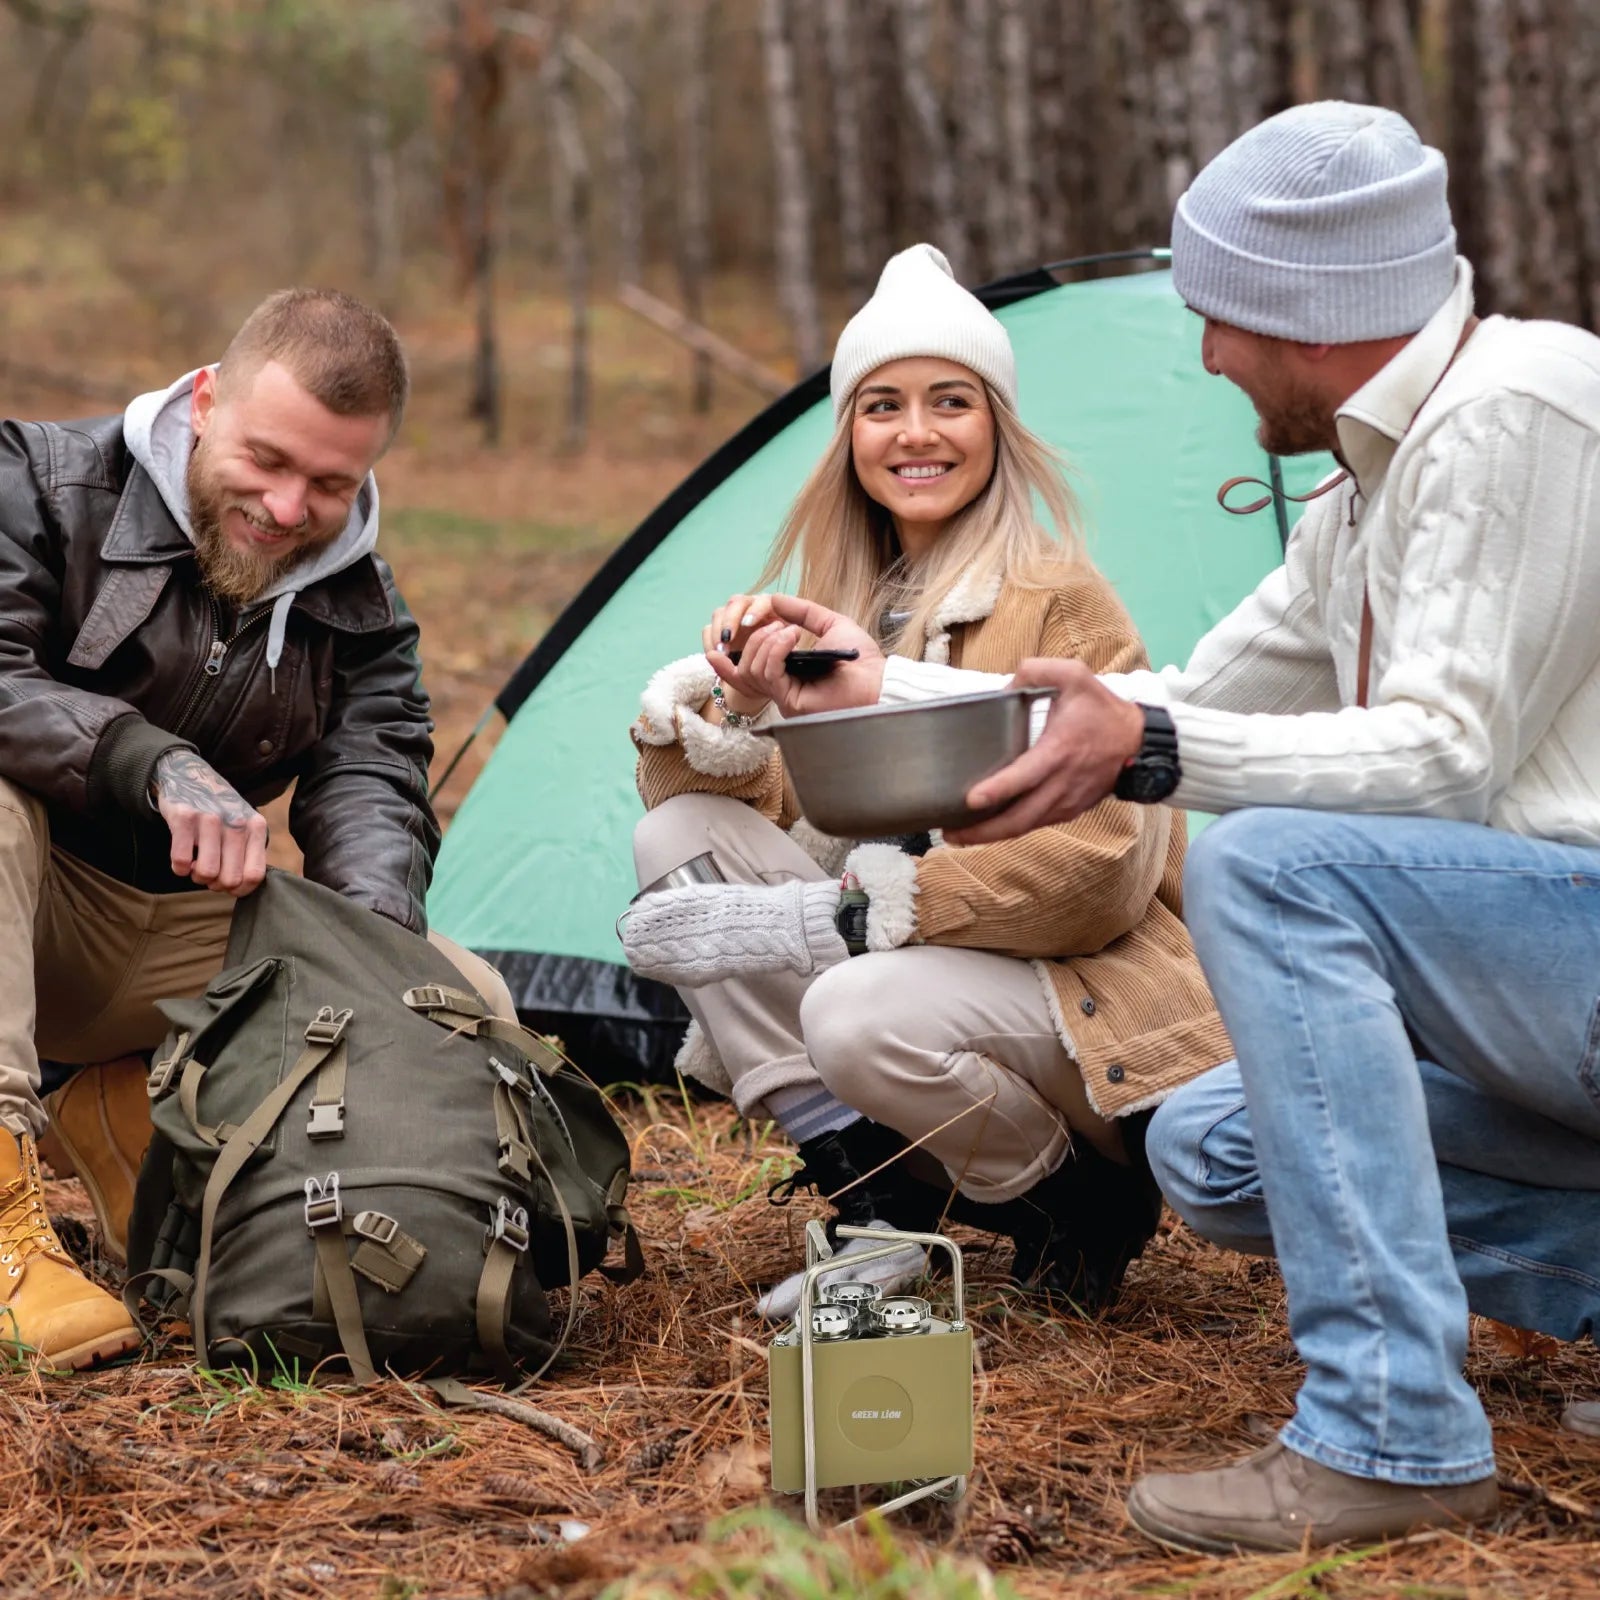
[714,594,886,718]
[702,592,777,716]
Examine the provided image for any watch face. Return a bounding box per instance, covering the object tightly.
[1122,761,1181,803]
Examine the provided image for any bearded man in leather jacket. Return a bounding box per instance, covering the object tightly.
[0,287,512,1367]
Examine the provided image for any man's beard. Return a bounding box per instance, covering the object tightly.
[186,439,336,604]
[1252,382,1333,457]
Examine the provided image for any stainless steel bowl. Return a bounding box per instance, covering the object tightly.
[756,687,1055,837]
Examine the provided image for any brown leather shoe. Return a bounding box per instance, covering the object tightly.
[0,1130,141,1369]
[1127,1440,1499,1554]
[44,1057,153,1265]
[1562,1402,1600,1439]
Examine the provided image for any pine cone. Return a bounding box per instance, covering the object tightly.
[625,1428,691,1476]
[374,1461,423,1492]
[482,1471,566,1513]
[979,1511,1037,1567]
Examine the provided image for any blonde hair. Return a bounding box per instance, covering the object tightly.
[755,386,1085,655]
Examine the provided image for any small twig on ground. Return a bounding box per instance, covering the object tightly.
[1499,1475,1600,1524]
[428,1384,604,1472]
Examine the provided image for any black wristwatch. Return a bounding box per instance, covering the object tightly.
[834,888,870,956]
[1113,703,1182,804]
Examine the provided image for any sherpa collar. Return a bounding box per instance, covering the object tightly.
[922,563,1003,666]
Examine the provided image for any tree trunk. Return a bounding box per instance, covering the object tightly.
[1552,0,1600,328]
[1510,0,1579,322]
[1104,0,1162,247]
[359,34,401,308]
[997,0,1039,272]
[957,0,1009,278]
[1366,0,1429,134]
[821,0,874,303]
[677,0,714,409]
[1313,0,1370,100]
[1182,0,1233,165]
[1141,0,1195,214]
[896,0,970,281]
[759,0,824,371]
[548,27,591,452]
[863,0,907,250]
[445,0,506,445]
[1474,0,1522,313]
[1258,0,1297,118]
[1031,0,1070,257]
[606,0,645,289]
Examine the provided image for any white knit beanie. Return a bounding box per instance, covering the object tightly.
[1171,101,1457,343]
[829,244,1018,420]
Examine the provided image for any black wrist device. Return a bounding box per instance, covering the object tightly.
[1113,703,1182,804]
[834,888,870,956]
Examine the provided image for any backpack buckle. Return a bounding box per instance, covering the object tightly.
[489,1056,530,1093]
[304,1007,353,1047]
[402,985,449,1012]
[147,1033,190,1097]
[486,1195,530,1254]
[304,1172,343,1231]
[306,1100,347,1140]
[352,1210,400,1246]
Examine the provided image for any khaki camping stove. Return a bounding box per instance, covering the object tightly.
[767,1221,974,1531]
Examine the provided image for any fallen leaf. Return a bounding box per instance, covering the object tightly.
[695,1435,767,1500]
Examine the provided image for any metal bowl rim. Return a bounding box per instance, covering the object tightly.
[753,685,1053,736]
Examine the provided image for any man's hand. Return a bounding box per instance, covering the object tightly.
[152,749,270,896]
[714,594,886,718]
[944,658,1147,844]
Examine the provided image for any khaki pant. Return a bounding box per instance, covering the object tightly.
[0,777,514,1139]
[633,792,1116,1201]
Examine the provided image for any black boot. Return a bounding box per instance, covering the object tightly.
[769,1117,947,1238]
[946,1112,1163,1314]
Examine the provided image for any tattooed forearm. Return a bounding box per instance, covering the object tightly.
[153,750,256,822]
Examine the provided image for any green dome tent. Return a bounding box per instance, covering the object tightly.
[426,257,1333,1081]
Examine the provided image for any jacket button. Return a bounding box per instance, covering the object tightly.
[1106,1064,1126,1084]
[257,739,273,756]
[1079,997,1096,1016]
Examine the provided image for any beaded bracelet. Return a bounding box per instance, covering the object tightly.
[711,681,758,729]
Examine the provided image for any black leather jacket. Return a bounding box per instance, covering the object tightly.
[0,414,439,931]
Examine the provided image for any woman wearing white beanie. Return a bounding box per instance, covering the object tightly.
[624,244,1228,1318]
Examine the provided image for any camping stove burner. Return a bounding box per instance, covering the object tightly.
[820,1281,882,1309]
[806,1303,857,1342]
[867,1295,933,1336]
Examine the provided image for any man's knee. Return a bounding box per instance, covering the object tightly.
[1147,1067,1272,1251]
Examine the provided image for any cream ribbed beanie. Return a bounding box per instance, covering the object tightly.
[1171,102,1457,343]
[829,244,1017,420]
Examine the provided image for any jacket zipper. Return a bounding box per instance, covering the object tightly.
[171,599,272,738]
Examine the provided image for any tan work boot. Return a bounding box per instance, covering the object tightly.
[44,1056,152,1265]
[1,1129,141,1369]
[1127,1440,1499,1554]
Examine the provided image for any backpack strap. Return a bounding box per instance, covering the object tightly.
[402,985,565,1074]
[189,1006,354,1367]
[304,1172,378,1384]
[121,1267,194,1334]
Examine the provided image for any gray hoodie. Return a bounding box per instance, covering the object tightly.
[122,367,383,678]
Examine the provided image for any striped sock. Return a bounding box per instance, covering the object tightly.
[765,1084,862,1145]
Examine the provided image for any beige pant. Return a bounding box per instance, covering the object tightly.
[0,777,514,1139]
[633,792,1116,1201]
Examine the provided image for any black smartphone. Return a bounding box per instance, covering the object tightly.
[783,648,860,680]
[723,647,861,679]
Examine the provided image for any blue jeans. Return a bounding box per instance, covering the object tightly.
[1151,809,1600,1487]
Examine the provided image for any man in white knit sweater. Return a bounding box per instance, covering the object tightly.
[726,103,1600,1551]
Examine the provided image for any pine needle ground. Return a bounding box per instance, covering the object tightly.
[6,1090,1597,1600]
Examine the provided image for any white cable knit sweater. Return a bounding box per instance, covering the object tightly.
[880,260,1600,847]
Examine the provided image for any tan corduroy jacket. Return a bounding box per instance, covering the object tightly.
[631,563,1231,1118]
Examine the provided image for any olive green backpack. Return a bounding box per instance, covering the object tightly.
[125,869,642,1384]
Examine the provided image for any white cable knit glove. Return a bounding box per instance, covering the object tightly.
[621,880,847,989]
[756,1223,928,1323]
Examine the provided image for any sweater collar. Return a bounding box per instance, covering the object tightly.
[1334,257,1477,499]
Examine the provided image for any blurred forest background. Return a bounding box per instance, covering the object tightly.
[1,0,1593,806]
